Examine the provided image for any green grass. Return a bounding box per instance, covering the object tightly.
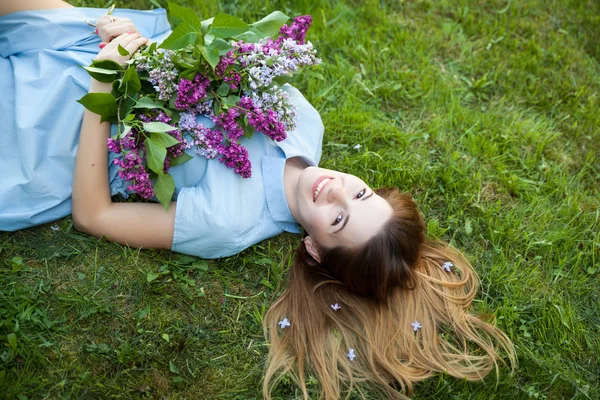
[1,0,599,398]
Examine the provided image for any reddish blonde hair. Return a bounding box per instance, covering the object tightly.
[263,188,516,399]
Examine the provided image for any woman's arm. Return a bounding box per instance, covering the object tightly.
[72,34,176,250]
[0,0,73,17]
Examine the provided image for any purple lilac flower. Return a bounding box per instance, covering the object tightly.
[237,96,286,141]
[279,15,313,44]
[216,51,242,90]
[216,141,252,178]
[174,73,211,110]
[213,107,244,142]
[249,87,297,131]
[107,129,155,199]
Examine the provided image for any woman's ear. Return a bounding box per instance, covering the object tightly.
[304,236,321,263]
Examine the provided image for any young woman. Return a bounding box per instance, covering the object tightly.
[0,1,516,398]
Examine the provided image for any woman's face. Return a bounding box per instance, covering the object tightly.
[293,166,393,251]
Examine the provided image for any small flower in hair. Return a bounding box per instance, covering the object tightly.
[347,348,356,361]
[411,320,422,332]
[331,303,341,311]
[278,318,290,329]
[441,261,454,272]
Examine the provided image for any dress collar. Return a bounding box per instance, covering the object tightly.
[262,156,302,233]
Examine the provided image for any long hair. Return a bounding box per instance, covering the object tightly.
[263,188,516,399]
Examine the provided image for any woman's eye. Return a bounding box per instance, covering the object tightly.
[356,188,367,199]
[332,213,343,226]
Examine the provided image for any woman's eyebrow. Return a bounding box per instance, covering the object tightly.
[335,191,373,234]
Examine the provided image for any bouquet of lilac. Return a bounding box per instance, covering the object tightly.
[78,2,321,209]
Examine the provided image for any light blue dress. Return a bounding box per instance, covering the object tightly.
[0,7,324,258]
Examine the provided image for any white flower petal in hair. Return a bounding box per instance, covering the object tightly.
[411,321,422,332]
[441,261,454,272]
[278,318,290,329]
[347,348,356,361]
[331,303,341,311]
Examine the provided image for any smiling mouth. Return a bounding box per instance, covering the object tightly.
[313,176,333,202]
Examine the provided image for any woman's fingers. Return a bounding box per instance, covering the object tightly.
[124,36,149,53]
[101,21,138,42]
[96,16,138,43]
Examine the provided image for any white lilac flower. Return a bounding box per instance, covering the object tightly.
[50,225,60,231]
[331,303,341,311]
[441,262,454,272]
[347,348,356,361]
[278,318,291,329]
[353,144,362,150]
[411,321,422,332]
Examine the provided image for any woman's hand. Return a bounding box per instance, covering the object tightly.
[95,15,139,48]
[93,32,148,66]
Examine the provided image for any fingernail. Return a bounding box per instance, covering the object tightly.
[95,27,98,34]
[127,31,133,34]
[99,43,106,49]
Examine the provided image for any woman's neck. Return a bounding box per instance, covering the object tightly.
[283,157,307,222]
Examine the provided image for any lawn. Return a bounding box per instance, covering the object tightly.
[1,0,599,398]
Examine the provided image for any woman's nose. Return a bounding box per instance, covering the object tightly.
[327,181,347,204]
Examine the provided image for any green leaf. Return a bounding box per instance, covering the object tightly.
[250,11,289,38]
[162,333,170,342]
[210,13,248,38]
[136,305,150,319]
[147,271,160,282]
[169,360,180,374]
[222,95,240,106]
[201,17,214,34]
[143,122,178,133]
[169,152,193,168]
[144,137,167,175]
[242,122,254,140]
[209,38,234,55]
[119,124,132,139]
[154,173,175,211]
[120,66,141,94]
[151,131,181,148]
[133,96,166,110]
[167,1,202,31]
[118,97,136,120]
[216,82,230,96]
[191,260,209,272]
[7,333,17,350]
[91,59,122,71]
[233,30,260,43]
[118,44,130,56]
[77,93,118,118]
[198,44,220,69]
[82,66,119,83]
[159,22,198,50]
